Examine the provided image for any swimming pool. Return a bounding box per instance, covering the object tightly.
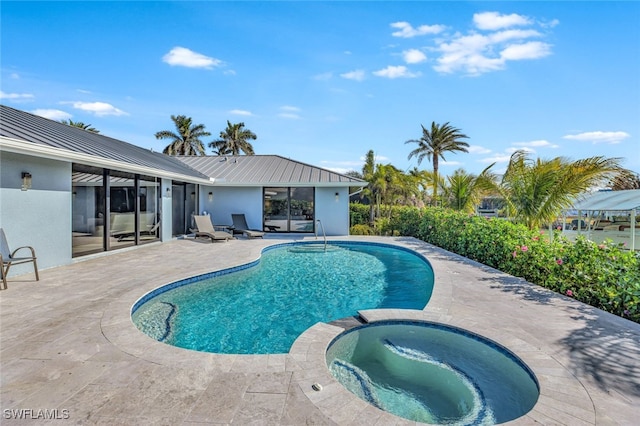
[132,242,434,354]
[326,321,539,424]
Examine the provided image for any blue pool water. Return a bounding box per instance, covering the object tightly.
[326,321,539,425]
[132,242,434,354]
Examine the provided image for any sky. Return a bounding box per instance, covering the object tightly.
[2,1,639,176]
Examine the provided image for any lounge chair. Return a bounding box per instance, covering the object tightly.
[193,215,234,242]
[231,214,265,238]
[1,228,39,290]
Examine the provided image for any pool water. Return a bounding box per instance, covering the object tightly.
[326,321,539,425]
[132,242,434,354]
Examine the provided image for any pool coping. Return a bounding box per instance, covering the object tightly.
[97,236,638,425]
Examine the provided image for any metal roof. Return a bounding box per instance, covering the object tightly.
[0,104,208,181]
[570,190,640,211]
[176,155,366,186]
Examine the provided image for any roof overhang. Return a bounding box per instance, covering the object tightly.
[1,136,213,185]
[206,180,367,188]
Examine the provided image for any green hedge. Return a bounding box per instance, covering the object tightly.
[350,204,640,323]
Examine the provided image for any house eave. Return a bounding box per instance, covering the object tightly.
[1,136,212,185]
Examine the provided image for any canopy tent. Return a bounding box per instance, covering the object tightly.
[563,189,640,250]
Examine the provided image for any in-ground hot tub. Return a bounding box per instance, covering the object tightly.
[326,320,539,425]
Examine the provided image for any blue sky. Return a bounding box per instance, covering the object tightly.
[2,1,639,176]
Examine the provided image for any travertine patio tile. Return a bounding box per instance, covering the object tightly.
[1,236,639,425]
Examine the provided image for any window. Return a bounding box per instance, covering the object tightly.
[264,187,314,232]
[72,165,161,257]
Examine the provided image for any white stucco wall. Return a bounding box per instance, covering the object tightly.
[315,187,350,235]
[200,186,264,229]
[198,185,351,235]
[160,178,173,241]
[0,151,72,276]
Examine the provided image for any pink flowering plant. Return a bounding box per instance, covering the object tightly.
[354,205,640,323]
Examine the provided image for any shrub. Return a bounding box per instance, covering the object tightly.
[350,224,375,235]
[353,204,640,323]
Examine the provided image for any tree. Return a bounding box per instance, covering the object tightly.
[483,150,623,230]
[405,121,469,205]
[209,121,257,155]
[60,119,99,133]
[441,168,492,213]
[155,115,210,156]
[608,169,640,190]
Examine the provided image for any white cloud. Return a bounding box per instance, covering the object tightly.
[390,21,446,38]
[278,106,301,119]
[441,160,463,166]
[433,29,551,75]
[402,49,427,64]
[480,153,512,163]
[340,69,366,81]
[513,140,559,149]
[162,46,222,69]
[0,90,34,100]
[10,73,20,79]
[280,105,300,112]
[501,41,552,60]
[31,109,72,120]
[473,12,532,30]
[69,101,128,116]
[468,145,492,154]
[373,65,421,79]
[563,131,630,144]
[229,109,252,116]
[506,146,535,154]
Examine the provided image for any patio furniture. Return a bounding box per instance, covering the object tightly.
[231,214,265,238]
[192,215,234,242]
[1,228,39,289]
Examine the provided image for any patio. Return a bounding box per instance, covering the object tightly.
[1,236,639,425]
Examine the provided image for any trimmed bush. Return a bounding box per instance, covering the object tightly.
[351,204,640,323]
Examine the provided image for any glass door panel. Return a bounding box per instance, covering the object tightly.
[72,165,105,257]
[264,187,289,232]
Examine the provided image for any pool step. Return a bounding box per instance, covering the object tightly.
[329,315,365,330]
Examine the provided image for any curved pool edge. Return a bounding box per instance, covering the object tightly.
[97,236,599,424]
[290,309,594,425]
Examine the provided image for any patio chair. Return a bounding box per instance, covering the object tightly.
[1,228,39,290]
[193,215,234,242]
[231,214,265,238]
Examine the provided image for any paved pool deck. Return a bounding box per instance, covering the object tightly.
[1,236,639,425]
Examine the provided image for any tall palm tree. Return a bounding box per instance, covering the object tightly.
[208,121,257,155]
[60,119,99,133]
[484,150,623,230]
[405,121,469,205]
[155,115,210,156]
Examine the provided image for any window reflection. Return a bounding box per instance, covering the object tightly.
[72,165,105,257]
[263,187,314,232]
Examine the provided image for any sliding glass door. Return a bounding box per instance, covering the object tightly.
[263,187,314,232]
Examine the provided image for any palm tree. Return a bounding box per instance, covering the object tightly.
[405,121,469,205]
[608,169,640,190]
[441,168,492,213]
[209,121,257,155]
[483,150,623,230]
[155,115,210,156]
[60,119,99,133]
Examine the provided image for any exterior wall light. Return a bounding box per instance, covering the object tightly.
[191,191,196,201]
[21,172,32,191]
[335,192,339,202]
[208,192,213,202]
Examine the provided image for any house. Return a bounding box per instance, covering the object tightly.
[0,105,367,277]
